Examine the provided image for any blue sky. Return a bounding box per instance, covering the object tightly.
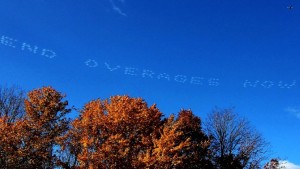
[1,0,300,166]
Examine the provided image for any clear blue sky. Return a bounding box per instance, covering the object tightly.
[1,0,300,166]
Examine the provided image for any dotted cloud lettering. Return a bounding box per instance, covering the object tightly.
[0,34,296,90]
[1,35,56,58]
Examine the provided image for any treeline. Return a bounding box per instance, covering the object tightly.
[0,86,279,169]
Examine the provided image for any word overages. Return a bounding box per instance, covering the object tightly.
[85,59,297,89]
[1,35,297,89]
[86,59,220,87]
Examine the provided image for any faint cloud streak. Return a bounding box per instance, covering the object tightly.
[109,0,127,16]
[285,107,300,119]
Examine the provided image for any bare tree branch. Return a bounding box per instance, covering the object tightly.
[205,108,269,169]
[0,85,26,122]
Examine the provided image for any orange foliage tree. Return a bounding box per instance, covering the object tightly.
[0,85,25,167]
[20,86,71,168]
[63,96,163,168]
[61,96,212,169]
[0,116,23,168]
[0,86,71,168]
[140,110,212,169]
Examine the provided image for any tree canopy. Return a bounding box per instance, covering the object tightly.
[0,86,273,168]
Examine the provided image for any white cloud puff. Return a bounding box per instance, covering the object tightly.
[280,161,300,169]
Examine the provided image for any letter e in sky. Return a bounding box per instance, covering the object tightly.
[190,77,204,85]
[124,67,138,76]
[0,35,17,48]
[208,78,220,86]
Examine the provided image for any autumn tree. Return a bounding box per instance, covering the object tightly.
[205,108,269,169]
[0,85,25,168]
[0,116,23,168]
[62,96,163,168]
[19,86,71,168]
[61,96,212,169]
[140,110,212,169]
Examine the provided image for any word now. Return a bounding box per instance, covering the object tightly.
[85,59,220,87]
[0,35,56,58]
[243,80,296,89]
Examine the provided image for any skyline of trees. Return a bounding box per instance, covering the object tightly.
[0,85,287,168]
